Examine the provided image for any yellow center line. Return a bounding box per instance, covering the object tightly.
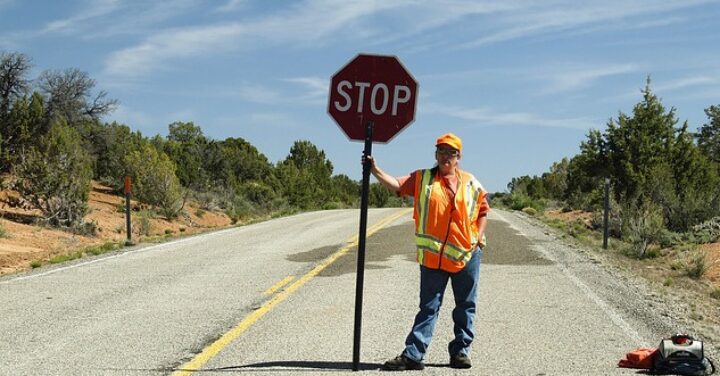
[172,208,411,375]
[263,275,295,295]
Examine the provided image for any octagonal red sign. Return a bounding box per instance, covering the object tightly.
[328,54,418,143]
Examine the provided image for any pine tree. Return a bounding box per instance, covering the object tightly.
[696,105,720,165]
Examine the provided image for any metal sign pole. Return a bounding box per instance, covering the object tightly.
[124,176,132,244]
[603,178,610,249]
[353,121,373,371]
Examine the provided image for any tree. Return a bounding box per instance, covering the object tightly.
[91,121,145,186]
[0,52,33,168]
[124,144,183,219]
[0,51,32,120]
[1,92,47,171]
[331,174,360,207]
[216,137,274,186]
[696,105,720,165]
[605,79,676,206]
[38,68,117,123]
[11,120,93,228]
[667,123,720,230]
[369,182,391,207]
[275,140,334,209]
[164,121,208,189]
[541,158,569,201]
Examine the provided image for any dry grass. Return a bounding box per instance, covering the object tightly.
[0,181,232,276]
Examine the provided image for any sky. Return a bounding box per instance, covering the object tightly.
[1,0,719,193]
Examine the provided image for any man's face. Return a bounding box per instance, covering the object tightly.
[435,145,460,173]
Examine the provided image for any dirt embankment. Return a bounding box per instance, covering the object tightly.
[0,182,232,276]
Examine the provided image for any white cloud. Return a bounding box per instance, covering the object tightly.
[105,23,246,76]
[215,0,247,13]
[43,0,122,34]
[610,75,720,102]
[103,1,410,78]
[104,0,719,79]
[654,76,718,93]
[110,104,156,128]
[284,76,328,104]
[426,103,598,130]
[539,64,640,94]
[457,0,717,49]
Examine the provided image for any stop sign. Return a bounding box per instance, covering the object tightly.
[328,54,418,143]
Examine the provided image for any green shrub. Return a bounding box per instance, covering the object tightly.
[673,244,707,279]
[658,229,684,248]
[72,220,98,236]
[164,229,173,235]
[683,251,707,280]
[85,242,117,256]
[0,222,7,238]
[124,144,183,219]
[508,193,545,212]
[689,216,720,244]
[663,277,673,286]
[623,200,664,258]
[135,210,153,236]
[49,251,83,264]
[522,207,537,216]
[30,260,42,268]
[11,120,92,228]
[225,195,257,223]
[711,288,720,300]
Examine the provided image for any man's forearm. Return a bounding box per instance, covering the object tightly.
[371,166,400,192]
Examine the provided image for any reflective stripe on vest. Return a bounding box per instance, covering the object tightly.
[414,169,485,272]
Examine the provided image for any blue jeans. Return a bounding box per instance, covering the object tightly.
[402,248,482,362]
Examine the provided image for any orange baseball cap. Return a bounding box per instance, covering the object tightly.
[435,133,462,152]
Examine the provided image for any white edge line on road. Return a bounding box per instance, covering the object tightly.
[0,226,243,285]
[492,210,648,346]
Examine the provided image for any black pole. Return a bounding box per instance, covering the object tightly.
[353,121,373,371]
[603,178,609,249]
[125,176,132,245]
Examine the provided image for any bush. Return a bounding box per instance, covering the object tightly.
[682,249,707,280]
[501,193,547,212]
[72,220,98,236]
[591,208,622,238]
[135,210,153,236]
[623,200,664,258]
[711,288,720,300]
[522,207,537,216]
[85,242,117,256]
[658,229,684,248]
[225,195,257,223]
[672,244,707,279]
[125,144,183,219]
[11,120,92,228]
[689,216,720,244]
[0,222,7,238]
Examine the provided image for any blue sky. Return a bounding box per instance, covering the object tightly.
[2,0,719,193]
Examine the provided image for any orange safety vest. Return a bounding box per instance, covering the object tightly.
[413,168,487,273]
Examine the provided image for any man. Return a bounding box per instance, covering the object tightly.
[364,133,489,370]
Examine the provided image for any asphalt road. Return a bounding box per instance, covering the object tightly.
[0,208,681,375]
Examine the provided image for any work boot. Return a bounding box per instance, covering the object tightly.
[449,353,472,369]
[382,354,425,371]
